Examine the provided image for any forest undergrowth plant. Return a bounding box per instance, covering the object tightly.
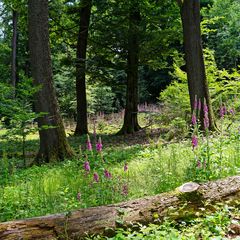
[0,152,16,185]
[188,96,208,181]
[187,95,240,182]
[0,80,48,167]
[1,106,240,222]
[92,203,237,240]
[187,96,218,181]
[77,134,130,206]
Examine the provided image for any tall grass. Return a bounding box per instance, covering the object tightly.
[0,105,240,223]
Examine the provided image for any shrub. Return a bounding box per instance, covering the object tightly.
[159,49,240,125]
[0,79,46,165]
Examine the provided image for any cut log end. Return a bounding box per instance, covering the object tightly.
[178,182,202,203]
[179,182,200,193]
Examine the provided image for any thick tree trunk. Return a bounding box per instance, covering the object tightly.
[11,10,18,93]
[179,0,216,130]
[74,0,92,136]
[28,0,74,163]
[0,176,240,239]
[118,2,141,135]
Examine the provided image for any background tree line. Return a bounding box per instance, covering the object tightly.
[0,0,239,162]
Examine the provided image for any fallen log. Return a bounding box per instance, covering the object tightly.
[0,176,240,240]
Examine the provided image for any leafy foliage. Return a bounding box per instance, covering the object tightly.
[0,79,45,163]
[202,0,240,69]
[159,49,240,122]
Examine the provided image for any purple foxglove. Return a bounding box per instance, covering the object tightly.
[124,163,128,172]
[104,169,112,179]
[204,114,209,129]
[96,137,103,152]
[194,95,198,110]
[87,135,92,151]
[192,114,197,125]
[198,99,201,112]
[192,135,198,149]
[93,172,99,182]
[84,161,90,172]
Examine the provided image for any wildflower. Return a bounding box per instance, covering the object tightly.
[219,106,224,118]
[194,95,198,110]
[77,192,81,201]
[198,99,201,112]
[192,135,198,149]
[203,100,208,114]
[93,172,99,182]
[204,114,209,129]
[197,160,201,169]
[84,161,90,172]
[124,163,128,172]
[104,169,112,179]
[203,100,209,129]
[191,114,197,125]
[121,184,128,196]
[219,105,227,118]
[229,108,235,115]
[96,137,103,152]
[87,134,92,151]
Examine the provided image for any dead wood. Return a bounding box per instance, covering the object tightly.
[0,176,240,240]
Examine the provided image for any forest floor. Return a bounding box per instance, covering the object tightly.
[0,111,240,239]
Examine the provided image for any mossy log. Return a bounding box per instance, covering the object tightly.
[1,176,240,240]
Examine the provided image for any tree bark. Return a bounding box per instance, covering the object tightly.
[0,176,240,239]
[179,0,216,130]
[11,10,18,93]
[28,0,74,163]
[118,1,141,135]
[74,0,92,136]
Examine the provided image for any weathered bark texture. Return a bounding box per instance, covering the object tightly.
[28,0,73,163]
[118,1,141,135]
[179,0,216,130]
[0,176,240,240]
[74,0,92,136]
[11,10,18,92]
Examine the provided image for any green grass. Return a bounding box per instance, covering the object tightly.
[0,128,240,222]
[0,112,240,240]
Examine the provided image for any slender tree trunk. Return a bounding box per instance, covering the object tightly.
[0,176,240,239]
[28,0,74,163]
[11,10,18,93]
[118,2,141,135]
[74,0,92,136]
[178,0,216,130]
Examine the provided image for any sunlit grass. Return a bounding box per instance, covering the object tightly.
[1,129,240,222]
[0,110,240,224]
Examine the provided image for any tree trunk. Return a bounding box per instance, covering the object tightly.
[118,1,141,135]
[178,0,216,130]
[0,176,240,239]
[28,0,74,163]
[11,10,18,93]
[74,0,92,136]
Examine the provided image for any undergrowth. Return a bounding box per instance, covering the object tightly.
[0,104,240,240]
[91,203,240,240]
